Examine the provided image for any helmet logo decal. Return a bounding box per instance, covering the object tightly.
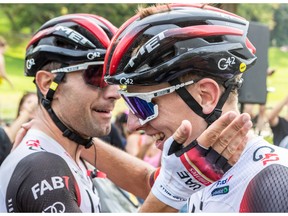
[218,57,236,70]
[55,26,93,47]
[87,52,101,60]
[239,62,247,73]
[127,32,165,68]
[120,77,134,85]
[26,58,35,70]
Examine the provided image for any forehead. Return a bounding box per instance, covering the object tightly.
[126,83,170,93]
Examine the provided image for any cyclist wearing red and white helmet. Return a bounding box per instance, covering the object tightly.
[104,3,288,212]
[0,13,119,212]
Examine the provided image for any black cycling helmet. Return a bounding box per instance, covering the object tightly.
[105,3,256,85]
[25,13,117,80]
[25,13,117,148]
[104,3,257,125]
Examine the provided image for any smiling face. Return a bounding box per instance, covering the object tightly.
[125,82,208,150]
[51,71,121,139]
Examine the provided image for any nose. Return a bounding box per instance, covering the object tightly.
[103,84,121,100]
[127,111,142,132]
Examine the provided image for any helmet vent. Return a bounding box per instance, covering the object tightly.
[203,36,223,43]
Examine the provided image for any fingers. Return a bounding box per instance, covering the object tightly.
[21,121,33,130]
[220,119,251,160]
[197,111,238,149]
[173,120,192,145]
[227,136,247,165]
[12,127,27,151]
[197,111,252,161]
[11,120,33,152]
[212,113,252,155]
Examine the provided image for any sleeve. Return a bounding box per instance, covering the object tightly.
[6,152,82,213]
[240,164,288,212]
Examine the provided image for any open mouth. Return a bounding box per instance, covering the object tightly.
[151,132,165,142]
[151,132,165,149]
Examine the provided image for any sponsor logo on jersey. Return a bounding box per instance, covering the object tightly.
[215,175,233,187]
[31,176,69,200]
[177,170,202,191]
[43,201,66,213]
[211,186,229,196]
[253,146,279,166]
[26,139,45,151]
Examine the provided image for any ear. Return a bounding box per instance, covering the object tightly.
[194,78,222,114]
[35,70,55,97]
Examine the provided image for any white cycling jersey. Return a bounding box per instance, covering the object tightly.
[188,136,288,212]
[0,129,100,213]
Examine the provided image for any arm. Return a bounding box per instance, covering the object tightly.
[13,111,252,212]
[81,137,155,199]
[268,95,288,127]
[240,164,288,212]
[140,111,252,212]
[125,133,142,156]
[4,102,37,143]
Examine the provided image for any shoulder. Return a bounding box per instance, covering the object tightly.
[9,151,73,183]
[17,151,70,172]
[5,152,82,212]
[240,164,288,212]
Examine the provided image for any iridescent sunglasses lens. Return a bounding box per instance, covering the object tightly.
[121,95,155,121]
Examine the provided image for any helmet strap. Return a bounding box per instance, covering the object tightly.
[41,72,93,149]
[169,78,234,126]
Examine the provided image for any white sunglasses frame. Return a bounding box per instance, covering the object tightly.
[119,79,196,125]
[51,61,104,74]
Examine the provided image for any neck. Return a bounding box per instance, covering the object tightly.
[31,106,82,161]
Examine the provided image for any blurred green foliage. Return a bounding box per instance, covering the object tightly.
[0,3,288,137]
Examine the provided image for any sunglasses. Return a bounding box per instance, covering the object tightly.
[51,61,107,88]
[119,79,196,125]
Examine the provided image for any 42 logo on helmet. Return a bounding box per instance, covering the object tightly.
[120,77,134,85]
[26,58,35,70]
[87,52,101,60]
[217,57,236,70]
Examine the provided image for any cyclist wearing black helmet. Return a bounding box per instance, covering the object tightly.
[2,6,256,213]
[0,13,120,212]
[104,3,288,213]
